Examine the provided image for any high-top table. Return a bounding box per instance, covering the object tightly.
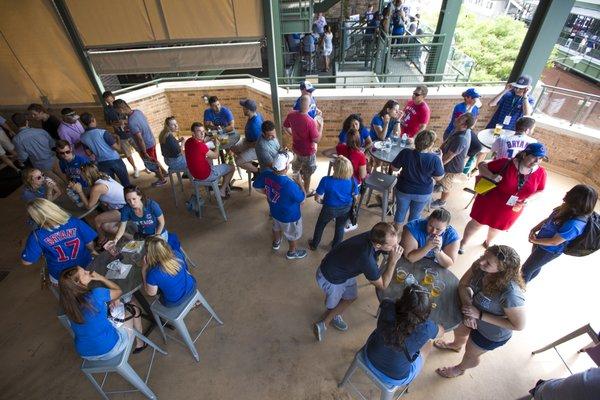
[477,128,516,150]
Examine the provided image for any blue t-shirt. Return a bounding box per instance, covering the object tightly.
[370,114,397,141]
[536,214,588,254]
[203,106,234,128]
[391,149,444,195]
[245,113,263,142]
[80,128,119,162]
[128,110,155,148]
[316,176,358,207]
[405,218,460,259]
[120,199,164,237]
[59,154,90,185]
[444,102,480,139]
[293,96,318,119]
[366,300,438,380]
[320,231,382,284]
[22,217,98,280]
[338,127,371,147]
[146,249,197,307]
[21,185,47,202]
[70,287,120,357]
[486,91,534,131]
[253,170,305,223]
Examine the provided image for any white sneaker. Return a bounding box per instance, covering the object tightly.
[133,170,140,178]
[344,223,358,233]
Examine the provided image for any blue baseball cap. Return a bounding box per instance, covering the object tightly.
[462,88,481,98]
[299,80,315,93]
[524,142,548,159]
[239,99,257,112]
[512,75,532,89]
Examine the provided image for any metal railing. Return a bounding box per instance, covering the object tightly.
[534,84,600,130]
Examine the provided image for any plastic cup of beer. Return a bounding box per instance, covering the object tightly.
[494,124,503,136]
[430,281,445,298]
[422,268,438,286]
[395,268,408,283]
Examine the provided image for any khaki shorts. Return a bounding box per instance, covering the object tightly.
[439,172,460,192]
[291,154,317,176]
[119,138,136,157]
[272,217,302,241]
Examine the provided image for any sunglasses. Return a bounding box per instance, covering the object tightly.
[33,175,44,181]
[495,247,507,262]
[412,92,423,96]
[57,149,72,155]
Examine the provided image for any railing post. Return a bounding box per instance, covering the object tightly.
[571,96,589,126]
[534,86,546,113]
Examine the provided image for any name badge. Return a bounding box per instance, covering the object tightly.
[506,195,519,206]
[503,115,512,125]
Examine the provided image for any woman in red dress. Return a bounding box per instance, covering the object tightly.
[459,143,547,253]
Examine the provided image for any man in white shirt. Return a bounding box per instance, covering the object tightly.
[491,116,537,159]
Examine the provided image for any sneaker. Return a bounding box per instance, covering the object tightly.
[344,222,358,233]
[433,184,443,193]
[308,240,317,251]
[313,321,326,341]
[133,169,140,178]
[272,239,282,250]
[286,249,308,260]
[458,247,465,255]
[151,179,168,187]
[430,199,446,209]
[331,315,349,332]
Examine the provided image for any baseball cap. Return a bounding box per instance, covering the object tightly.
[239,99,257,112]
[462,88,481,99]
[272,151,292,172]
[512,75,532,89]
[299,80,315,93]
[524,142,548,160]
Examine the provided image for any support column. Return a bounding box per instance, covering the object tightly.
[263,0,282,140]
[52,0,105,104]
[509,0,575,86]
[425,0,461,83]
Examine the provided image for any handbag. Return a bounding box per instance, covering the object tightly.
[473,159,511,195]
[108,301,142,328]
[349,179,359,225]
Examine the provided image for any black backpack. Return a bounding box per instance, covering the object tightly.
[564,212,600,257]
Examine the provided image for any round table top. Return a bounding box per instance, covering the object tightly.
[209,130,240,151]
[477,128,516,149]
[89,241,144,298]
[377,257,462,330]
[55,195,98,219]
[369,140,411,164]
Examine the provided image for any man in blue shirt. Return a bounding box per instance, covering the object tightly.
[444,88,481,140]
[313,222,403,341]
[486,74,534,131]
[56,140,89,186]
[203,96,235,133]
[11,112,58,175]
[233,99,263,174]
[293,81,321,119]
[253,152,307,260]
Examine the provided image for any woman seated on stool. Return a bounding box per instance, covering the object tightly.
[400,208,460,268]
[21,168,62,202]
[434,245,526,378]
[21,198,98,287]
[159,116,187,171]
[110,186,167,245]
[72,163,126,247]
[59,266,147,356]
[365,284,443,386]
[141,235,196,307]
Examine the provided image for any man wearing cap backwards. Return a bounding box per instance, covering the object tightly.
[486,74,534,131]
[233,99,263,174]
[253,152,308,260]
[293,81,322,119]
[283,95,324,195]
[443,88,482,140]
[57,108,86,158]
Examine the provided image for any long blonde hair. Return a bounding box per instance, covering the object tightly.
[23,168,42,188]
[80,163,109,186]
[159,116,177,145]
[145,236,181,276]
[27,198,71,229]
[332,155,354,180]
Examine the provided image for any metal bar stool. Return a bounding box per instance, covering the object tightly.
[358,171,397,221]
[167,169,186,207]
[190,176,227,221]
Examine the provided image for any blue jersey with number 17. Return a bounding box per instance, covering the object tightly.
[22,217,97,280]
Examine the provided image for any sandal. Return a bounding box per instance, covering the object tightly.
[132,342,148,354]
[433,339,461,353]
[436,366,465,378]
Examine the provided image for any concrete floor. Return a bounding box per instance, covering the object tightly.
[0,158,597,400]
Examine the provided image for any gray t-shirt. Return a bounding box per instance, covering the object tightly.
[128,110,155,148]
[441,129,471,173]
[13,127,56,171]
[255,136,280,170]
[470,269,525,342]
[535,368,600,400]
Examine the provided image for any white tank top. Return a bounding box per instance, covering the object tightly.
[96,178,126,209]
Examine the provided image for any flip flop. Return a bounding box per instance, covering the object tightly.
[436,366,465,378]
[132,342,148,354]
[433,339,461,353]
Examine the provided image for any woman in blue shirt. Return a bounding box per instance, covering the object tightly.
[142,235,197,307]
[400,208,460,268]
[309,156,359,250]
[365,284,442,385]
[338,114,372,148]
[21,168,62,202]
[59,266,146,358]
[522,184,597,282]
[111,186,167,244]
[370,100,400,141]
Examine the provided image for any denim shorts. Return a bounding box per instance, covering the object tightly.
[470,329,510,351]
[82,327,130,361]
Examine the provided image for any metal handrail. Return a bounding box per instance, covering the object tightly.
[538,84,600,101]
[112,74,269,95]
